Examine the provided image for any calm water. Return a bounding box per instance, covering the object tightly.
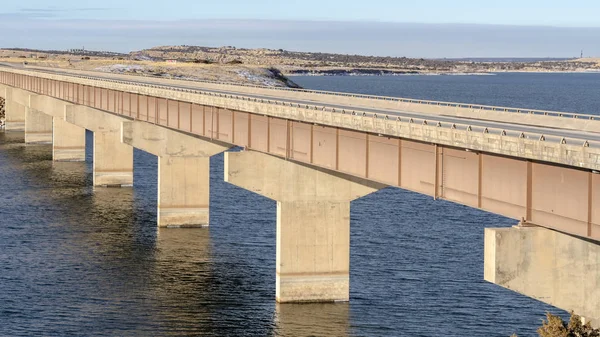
[1,73,599,337]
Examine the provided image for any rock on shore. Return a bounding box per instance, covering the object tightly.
[0,97,5,129]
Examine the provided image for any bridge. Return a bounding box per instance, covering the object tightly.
[1,64,599,325]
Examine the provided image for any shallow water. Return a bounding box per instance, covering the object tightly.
[2,72,599,336]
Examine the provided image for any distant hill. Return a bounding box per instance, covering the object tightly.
[131,45,600,75]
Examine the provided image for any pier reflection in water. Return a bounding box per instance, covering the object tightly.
[274,303,350,337]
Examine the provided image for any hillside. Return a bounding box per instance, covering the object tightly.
[2,46,599,84]
[133,45,600,75]
[0,49,301,88]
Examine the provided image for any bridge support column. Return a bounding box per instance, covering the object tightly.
[485,226,600,327]
[25,108,53,144]
[29,94,86,161]
[93,131,133,187]
[157,156,213,227]
[65,105,133,187]
[225,151,384,303]
[52,118,86,161]
[122,121,230,227]
[3,89,25,131]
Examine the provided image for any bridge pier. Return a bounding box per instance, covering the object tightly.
[3,88,25,131]
[485,226,600,327]
[122,121,230,227]
[225,151,384,302]
[65,106,133,187]
[25,107,53,144]
[92,131,133,187]
[52,118,86,162]
[29,95,86,162]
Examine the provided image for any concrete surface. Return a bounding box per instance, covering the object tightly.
[225,150,385,302]
[485,226,600,327]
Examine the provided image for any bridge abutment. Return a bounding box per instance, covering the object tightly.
[122,121,230,227]
[485,226,600,327]
[225,151,385,302]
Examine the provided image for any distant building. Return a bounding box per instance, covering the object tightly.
[165,59,177,64]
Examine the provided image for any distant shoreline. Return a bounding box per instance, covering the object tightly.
[286,70,600,77]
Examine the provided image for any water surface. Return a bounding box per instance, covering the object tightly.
[3,73,599,336]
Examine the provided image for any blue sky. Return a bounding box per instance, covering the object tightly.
[3,0,599,26]
[1,1,599,57]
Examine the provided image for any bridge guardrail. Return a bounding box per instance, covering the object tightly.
[3,68,598,150]
[26,65,598,121]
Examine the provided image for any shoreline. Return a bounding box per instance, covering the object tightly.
[0,97,5,129]
[285,69,600,77]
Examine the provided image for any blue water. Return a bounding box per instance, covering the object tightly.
[293,72,600,116]
[2,72,599,336]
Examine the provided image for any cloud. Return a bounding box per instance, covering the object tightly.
[0,19,598,58]
[0,7,112,19]
[20,7,112,12]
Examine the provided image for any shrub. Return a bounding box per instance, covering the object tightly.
[537,312,599,337]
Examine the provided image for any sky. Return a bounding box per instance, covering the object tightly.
[1,1,599,58]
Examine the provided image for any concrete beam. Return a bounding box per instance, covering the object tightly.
[25,107,53,144]
[5,86,32,107]
[121,120,229,158]
[122,121,230,227]
[30,95,72,119]
[485,226,600,327]
[225,151,384,303]
[65,105,125,133]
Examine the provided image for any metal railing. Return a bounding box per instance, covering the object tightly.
[4,68,598,149]
[26,65,599,121]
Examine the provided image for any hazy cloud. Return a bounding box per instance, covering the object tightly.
[0,7,112,19]
[20,7,112,12]
[0,19,598,58]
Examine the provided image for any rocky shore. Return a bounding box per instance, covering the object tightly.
[0,96,5,129]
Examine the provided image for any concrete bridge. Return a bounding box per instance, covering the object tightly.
[1,65,599,325]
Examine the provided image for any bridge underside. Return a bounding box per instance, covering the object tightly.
[1,72,599,318]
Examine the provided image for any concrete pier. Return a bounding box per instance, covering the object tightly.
[92,131,133,187]
[25,107,53,144]
[28,93,86,161]
[485,226,600,327]
[3,96,25,131]
[52,118,86,161]
[122,121,230,227]
[225,151,384,302]
[65,105,133,187]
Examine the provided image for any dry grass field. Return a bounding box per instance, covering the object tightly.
[0,55,297,87]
